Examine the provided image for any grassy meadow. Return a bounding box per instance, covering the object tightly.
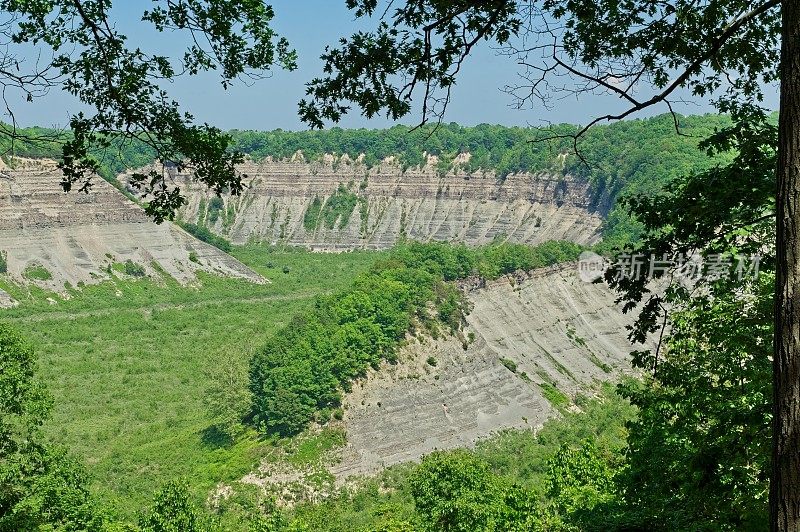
[0,246,384,517]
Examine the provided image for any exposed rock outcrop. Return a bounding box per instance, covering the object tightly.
[329,265,644,480]
[239,265,644,493]
[154,157,603,249]
[0,158,265,291]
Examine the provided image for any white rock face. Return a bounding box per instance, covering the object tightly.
[0,158,265,291]
[330,265,646,480]
[156,157,604,249]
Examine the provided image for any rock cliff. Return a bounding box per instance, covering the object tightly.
[154,156,603,249]
[330,264,644,479]
[0,158,265,291]
[239,265,644,492]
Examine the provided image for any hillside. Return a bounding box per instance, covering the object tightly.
[4,114,731,250]
[143,156,602,249]
[235,262,645,503]
[334,264,643,479]
[0,157,264,292]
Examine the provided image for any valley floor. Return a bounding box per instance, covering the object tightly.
[0,244,638,523]
[0,246,383,516]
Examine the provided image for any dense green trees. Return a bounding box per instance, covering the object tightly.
[586,111,776,528]
[203,355,253,442]
[249,253,448,436]
[618,276,773,528]
[409,451,540,531]
[139,481,204,532]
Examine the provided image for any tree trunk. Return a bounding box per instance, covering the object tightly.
[773,0,800,529]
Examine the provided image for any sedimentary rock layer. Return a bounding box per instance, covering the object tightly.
[0,158,264,290]
[159,156,603,249]
[330,265,644,480]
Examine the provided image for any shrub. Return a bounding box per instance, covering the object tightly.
[303,196,323,231]
[409,450,538,531]
[207,196,224,225]
[124,260,146,277]
[323,185,359,229]
[23,264,52,281]
[500,358,518,373]
[178,222,232,252]
[203,356,252,441]
[426,356,438,367]
[540,383,569,408]
[0,250,6,274]
[139,481,202,532]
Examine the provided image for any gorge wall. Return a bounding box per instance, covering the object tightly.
[240,264,645,491]
[330,264,642,479]
[155,155,604,249]
[0,158,264,294]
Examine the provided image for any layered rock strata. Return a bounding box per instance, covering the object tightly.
[0,158,264,291]
[156,156,603,249]
[331,264,642,479]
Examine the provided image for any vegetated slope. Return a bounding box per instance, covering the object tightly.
[243,263,646,487]
[158,156,601,249]
[0,246,385,517]
[0,157,263,292]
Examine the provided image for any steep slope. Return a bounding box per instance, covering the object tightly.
[152,156,603,249]
[239,265,645,490]
[0,158,264,292]
[330,265,643,479]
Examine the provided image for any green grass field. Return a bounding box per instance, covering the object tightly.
[0,246,383,517]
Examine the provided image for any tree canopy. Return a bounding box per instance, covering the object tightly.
[0,1,295,222]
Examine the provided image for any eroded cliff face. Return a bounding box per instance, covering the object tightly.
[240,265,645,491]
[0,158,264,293]
[328,264,642,479]
[160,156,603,249]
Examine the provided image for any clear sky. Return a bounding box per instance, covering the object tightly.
[15,1,778,132]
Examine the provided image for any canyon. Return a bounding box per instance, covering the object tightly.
[333,264,641,479]
[240,263,643,496]
[149,155,604,249]
[2,155,642,507]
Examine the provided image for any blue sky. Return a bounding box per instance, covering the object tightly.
[16,1,778,131]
